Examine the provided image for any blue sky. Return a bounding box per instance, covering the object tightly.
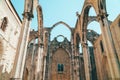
[11,0,120,41]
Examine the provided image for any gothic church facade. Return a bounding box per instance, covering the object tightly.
[0,0,120,80]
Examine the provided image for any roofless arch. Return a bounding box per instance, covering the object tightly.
[50,21,72,32]
[50,21,72,41]
[77,1,110,80]
[80,0,107,42]
[81,4,97,30]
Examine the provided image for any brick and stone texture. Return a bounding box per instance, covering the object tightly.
[50,48,71,80]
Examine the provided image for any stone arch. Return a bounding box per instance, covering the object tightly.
[50,21,72,32]
[50,21,72,41]
[81,4,96,42]
[28,31,38,44]
[81,4,96,27]
[37,5,43,28]
[56,35,66,39]
[50,35,72,57]
[88,17,111,27]
[80,0,107,42]
[52,47,71,59]
[79,1,120,79]
[51,35,72,58]
[88,16,98,25]
[78,1,109,80]
[55,35,66,42]
[81,1,105,41]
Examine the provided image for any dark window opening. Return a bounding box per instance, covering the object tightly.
[0,17,8,31]
[57,64,64,73]
[100,40,104,53]
[118,19,120,27]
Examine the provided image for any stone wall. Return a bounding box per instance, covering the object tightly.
[110,15,120,62]
[93,35,110,80]
[50,48,71,80]
[0,0,21,79]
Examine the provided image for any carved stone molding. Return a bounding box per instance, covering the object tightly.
[49,36,72,56]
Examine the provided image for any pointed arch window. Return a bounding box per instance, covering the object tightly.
[0,17,8,31]
[100,40,104,53]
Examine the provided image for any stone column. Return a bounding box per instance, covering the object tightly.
[93,46,103,80]
[14,0,34,79]
[35,5,44,80]
[73,44,80,80]
[82,42,91,80]
[43,31,49,80]
[28,39,36,80]
[74,56,80,80]
[71,33,75,80]
[42,56,46,80]
[98,13,120,79]
[47,32,51,80]
[35,44,44,80]
[71,44,74,80]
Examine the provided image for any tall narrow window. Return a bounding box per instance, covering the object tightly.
[57,64,64,73]
[0,17,8,31]
[118,19,120,27]
[100,40,104,53]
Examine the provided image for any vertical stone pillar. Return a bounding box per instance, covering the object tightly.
[42,56,46,80]
[73,44,80,80]
[35,44,44,80]
[14,0,33,79]
[82,42,91,80]
[47,32,51,80]
[71,33,75,80]
[71,44,74,80]
[35,5,44,80]
[43,31,49,80]
[77,55,80,80]
[74,56,80,80]
[98,13,120,79]
[93,46,104,80]
[28,39,36,80]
